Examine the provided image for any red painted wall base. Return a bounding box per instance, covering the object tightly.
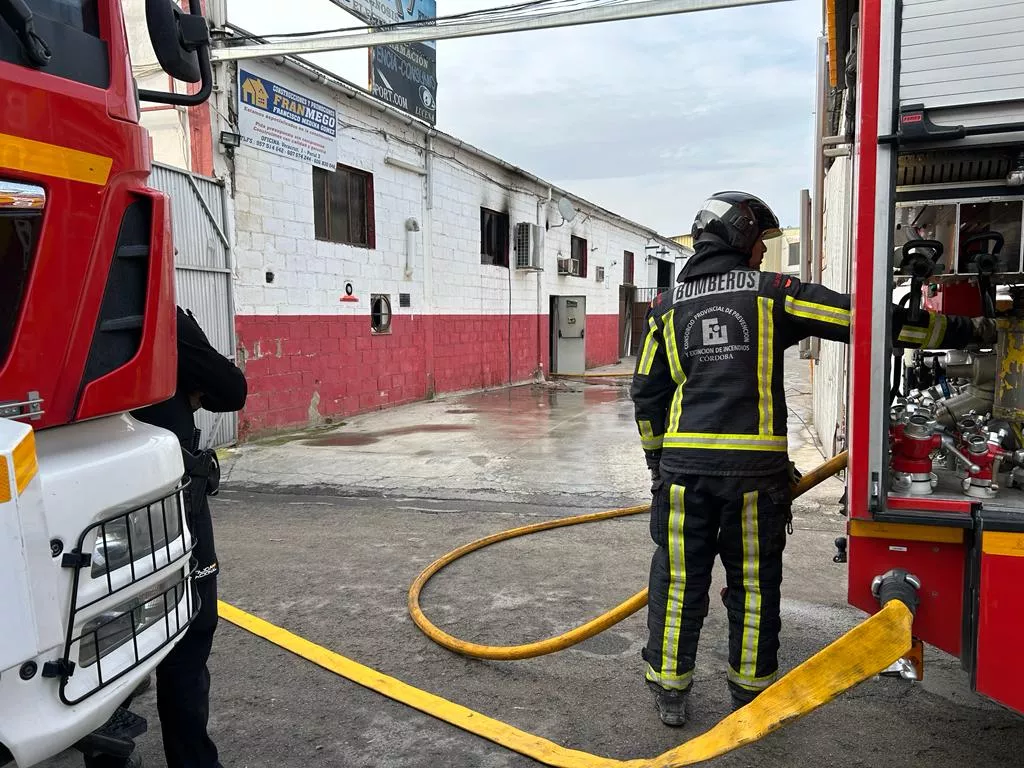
[236,312,620,438]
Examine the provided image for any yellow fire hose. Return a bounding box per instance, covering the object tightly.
[220,597,912,768]
[408,451,849,660]
[220,449,922,766]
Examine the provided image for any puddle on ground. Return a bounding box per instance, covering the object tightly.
[302,424,471,447]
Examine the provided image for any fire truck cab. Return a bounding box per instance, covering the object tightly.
[1,1,213,764]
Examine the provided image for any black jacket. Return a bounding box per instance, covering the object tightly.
[631,237,984,479]
[133,307,247,449]
[133,307,247,578]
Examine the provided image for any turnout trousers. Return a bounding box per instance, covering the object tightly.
[642,472,791,701]
[156,491,222,768]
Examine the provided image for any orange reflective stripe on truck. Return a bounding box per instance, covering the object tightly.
[0,132,113,186]
[0,430,37,503]
[982,532,1024,558]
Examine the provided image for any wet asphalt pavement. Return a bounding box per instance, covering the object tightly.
[38,357,1024,767]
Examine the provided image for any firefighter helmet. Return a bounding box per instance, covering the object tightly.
[691,191,783,253]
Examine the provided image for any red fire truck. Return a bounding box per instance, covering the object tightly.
[0,1,213,764]
[823,0,1024,716]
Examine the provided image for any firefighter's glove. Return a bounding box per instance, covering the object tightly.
[788,461,803,487]
[971,317,998,346]
[648,452,663,495]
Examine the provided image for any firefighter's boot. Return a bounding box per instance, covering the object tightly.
[647,681,690,727]
[730,686,760,712]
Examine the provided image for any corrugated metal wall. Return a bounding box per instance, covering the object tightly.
[150,163,238,448]
[813,155,853,458]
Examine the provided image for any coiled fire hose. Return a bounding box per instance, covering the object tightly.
[222,449,923,766]
[408,451,849,660]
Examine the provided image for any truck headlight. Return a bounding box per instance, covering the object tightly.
[79,574,185,668]
[91,501,182,577]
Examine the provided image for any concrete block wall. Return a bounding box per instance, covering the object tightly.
[224,61,682,438]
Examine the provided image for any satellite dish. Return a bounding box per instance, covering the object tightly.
[557,197,578,223]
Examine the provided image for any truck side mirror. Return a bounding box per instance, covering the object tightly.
[145,0,208,82]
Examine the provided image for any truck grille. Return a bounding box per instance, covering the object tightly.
[56,483,198,704]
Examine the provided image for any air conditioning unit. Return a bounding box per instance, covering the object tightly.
[557,255,572,275]
[514,222,543,271]
[595,266,605,282]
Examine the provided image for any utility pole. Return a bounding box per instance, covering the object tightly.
[211,0,790,62]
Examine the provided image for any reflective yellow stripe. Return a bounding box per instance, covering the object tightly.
[659,484,687,688]
[639,420,664,451]
[663,433,788,452]
[728,666,779,691]
[668,383,685,434]
[784,296,850,327]
[0,456,9,504]
[981,532,1024,558]
[739,491,761,683]
[924,313,947,349]
[637,316,660,375]
[897,324,927,345]
[646,663,694,691]
[757,297,775,435]
[13,429,37,495]
[0,131,113,186]
[848,520,963,544]
[662,308,686,433]
[663,309,684,384]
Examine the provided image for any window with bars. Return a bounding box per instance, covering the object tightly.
[571,235,588,278]
[480,207,510,267]
[623,250,634,285]
[312,165,375,248]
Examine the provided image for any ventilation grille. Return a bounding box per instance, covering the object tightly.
[898,149,1018,187]
[82,199,152,385]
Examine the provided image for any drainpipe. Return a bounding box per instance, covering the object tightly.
[798,188,812,360]
[424,134,435,396]
[536,187,551,378]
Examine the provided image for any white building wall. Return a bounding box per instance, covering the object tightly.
[226,60,681,320]
[123,1,193,171]
[813,154,853,456]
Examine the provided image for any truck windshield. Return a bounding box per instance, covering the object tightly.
[0,0,108,88]
[23,1,99,36]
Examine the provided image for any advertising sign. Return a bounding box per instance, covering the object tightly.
[328,0,437,125]
[237,65,338,169]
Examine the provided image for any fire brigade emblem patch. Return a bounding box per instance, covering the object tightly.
[683,306,751,363]
[702,317,729,346]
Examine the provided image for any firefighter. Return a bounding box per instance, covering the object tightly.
[130,306,247,767]
[633,191,996,726]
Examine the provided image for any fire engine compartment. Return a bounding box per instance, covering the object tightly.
[848,143,1024,715]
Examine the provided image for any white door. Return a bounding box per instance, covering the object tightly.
[552,295,586,374]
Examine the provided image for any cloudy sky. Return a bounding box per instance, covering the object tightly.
[230,0,823,236]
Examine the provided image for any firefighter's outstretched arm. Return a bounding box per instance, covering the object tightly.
[778,280,852,344]
[892,307,997,349]
[779,278,997,349]
[630,306,674,473]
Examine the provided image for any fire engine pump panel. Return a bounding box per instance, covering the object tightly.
[859,143,1024,714]
[891,183,1024,503]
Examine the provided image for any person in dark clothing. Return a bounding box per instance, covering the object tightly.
[131,306,247,767]
[632,191,996,727]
